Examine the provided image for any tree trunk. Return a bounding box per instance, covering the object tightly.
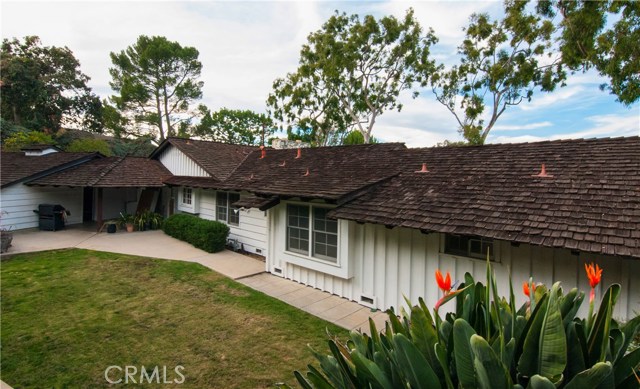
[163,85,172,138]
[155,92,165,141]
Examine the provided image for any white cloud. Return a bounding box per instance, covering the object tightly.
[1,0,637,146]
[492,121,553,132]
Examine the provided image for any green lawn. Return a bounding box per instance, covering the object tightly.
[0,249,348,388]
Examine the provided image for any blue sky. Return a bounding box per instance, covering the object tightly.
[2,1,638,147]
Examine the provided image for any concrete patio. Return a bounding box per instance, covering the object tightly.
[3,226,388,333]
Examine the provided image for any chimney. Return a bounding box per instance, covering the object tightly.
[415,163,429,173]
[259,145,266,159]
[295,148,302,159]
[532,163,553,178]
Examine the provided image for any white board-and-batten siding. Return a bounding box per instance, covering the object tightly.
[268,218,640,321]
[157,146,209,177]
[1,185,83,230]
[190,189,268,256]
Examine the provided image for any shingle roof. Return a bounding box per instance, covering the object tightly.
[163,176,222,188]
[151,138,255,180]
[330,137,640,258]
[1,151,100,188]
[26,157,171,187]
[219,143,408,200]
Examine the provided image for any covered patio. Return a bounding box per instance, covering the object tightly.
[25,156,173,231]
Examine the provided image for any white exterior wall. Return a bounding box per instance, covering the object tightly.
[267,211,640,321]
[185,189,269,256]
[99,188,140,220]
[157,146,210,177]
[0,184,83,230]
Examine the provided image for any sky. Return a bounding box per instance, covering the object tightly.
[2,0,638,147]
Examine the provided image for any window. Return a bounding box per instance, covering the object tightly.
[216,192,240,226]
[182,188,192,205]
[286,204,338,262]
[444,234,494,260]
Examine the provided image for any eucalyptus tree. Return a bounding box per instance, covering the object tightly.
[433,0,638,145]
[109,35,203,141]
[268,9,437,145]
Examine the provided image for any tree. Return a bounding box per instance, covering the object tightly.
[65,138,112,155]
[2,130,56,151]
[267,9,437,145]
[432,1,562,145]
[0,36,102,133]
[342,130,378,145]
[434,0,638,145]
[193,106,274,146]
[109,35,204,142]
[535,0,639,105]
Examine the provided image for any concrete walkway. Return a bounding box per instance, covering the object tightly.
[4,227,388,333]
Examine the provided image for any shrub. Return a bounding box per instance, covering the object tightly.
[290,258,640,389]
[163,214,229,253]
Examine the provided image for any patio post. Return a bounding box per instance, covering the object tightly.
[96,187,103,232]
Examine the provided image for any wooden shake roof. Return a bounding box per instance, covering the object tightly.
[151,137,255,180]
[1,151,101,188]
[330,137,640,258]
[26,157,171,188]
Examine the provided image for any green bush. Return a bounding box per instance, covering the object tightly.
[163,214,229,253]
[290,258,640,389]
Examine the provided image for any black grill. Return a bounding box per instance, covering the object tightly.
[38,204,66,231]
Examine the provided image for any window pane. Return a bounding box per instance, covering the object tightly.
[287,205,309,255]
[228,208,239,226]
[216,192,227,221]
[326,245,338,260]
[326,220,338,233]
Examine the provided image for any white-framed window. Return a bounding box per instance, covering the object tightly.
[286,204,338,263]
[444,234,494,261]
[177,187,198,213]
[182,188,192,205]
[216,191,240,226]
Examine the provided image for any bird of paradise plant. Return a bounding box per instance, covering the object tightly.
[585,262,602,330]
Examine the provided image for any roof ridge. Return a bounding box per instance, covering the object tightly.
[88,156,125,186]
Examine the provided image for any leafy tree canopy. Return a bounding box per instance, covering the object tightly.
[433,0,638,145]
[65,138,112,156]
[535,0,639,106]
[193,106,274,146]
[0,36,102,133]
[2,130,56,151]
[268,9,437,146]
[109,35,203,142]
[342,130,379,145]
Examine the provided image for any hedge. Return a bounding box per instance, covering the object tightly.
[162,213,230,253]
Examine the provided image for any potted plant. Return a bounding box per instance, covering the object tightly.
[1,210,13,253]
[118,212,135,232]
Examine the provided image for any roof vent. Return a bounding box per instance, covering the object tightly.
[295,148,302,159]
[259,145,266,159]
[249,173,255,180]
[415,163,429,173]
[532,163,553,178]
[279,160,286,167]
[303,168,310,176]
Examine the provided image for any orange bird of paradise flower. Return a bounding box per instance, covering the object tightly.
[435,269,452,295]
[585,262,602,302]
[523,281,536,297]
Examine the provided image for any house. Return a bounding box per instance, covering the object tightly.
[1,136,638,320]
[1,147,170,229]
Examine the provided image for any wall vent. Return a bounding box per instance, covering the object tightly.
[255,248,262,254]
[273,267,283,275]
[359,293,377,309]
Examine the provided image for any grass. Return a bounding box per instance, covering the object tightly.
[1,249,348,388]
